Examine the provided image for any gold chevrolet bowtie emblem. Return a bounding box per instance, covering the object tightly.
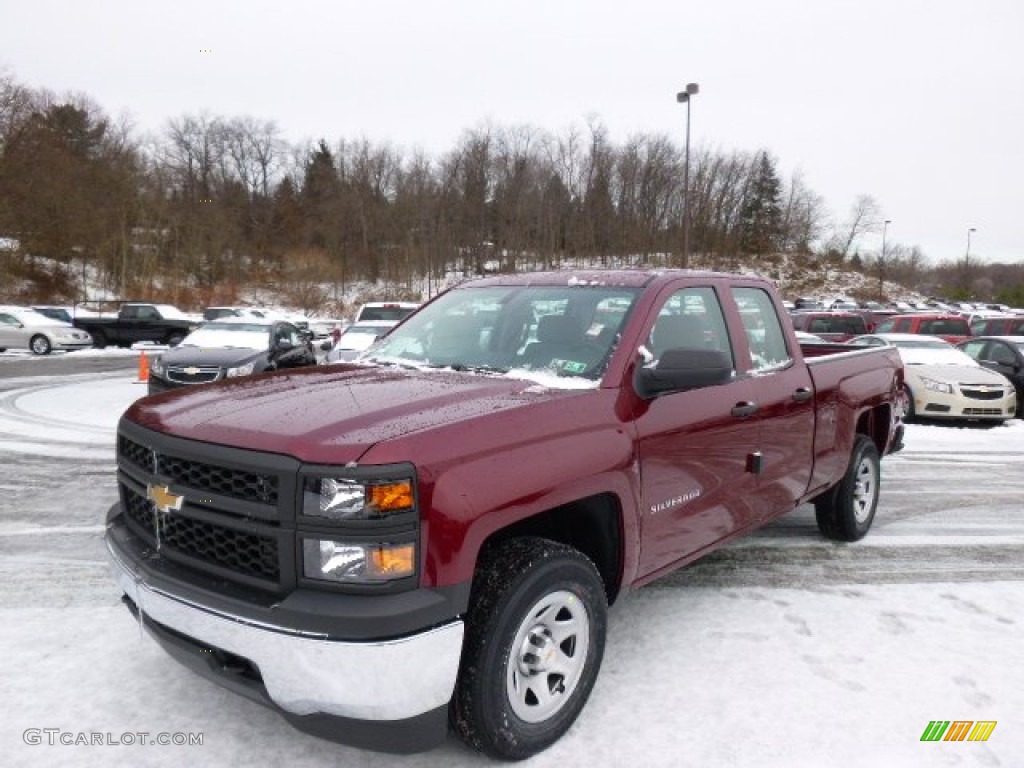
[183,366,201,375]
[147,484,184,514]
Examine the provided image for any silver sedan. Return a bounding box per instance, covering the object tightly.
[0,306,94,355]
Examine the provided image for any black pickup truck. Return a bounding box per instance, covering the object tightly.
[73,302,198,348]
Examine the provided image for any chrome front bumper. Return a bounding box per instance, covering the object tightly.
[107,539,464,722]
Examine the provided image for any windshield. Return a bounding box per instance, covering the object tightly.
[181,322,270,349]
[365,284,640,385]
[7,308,58,325]
[890,337,951,350]
[154,304,190,320]
[899,346,978,366]
[338,325,389,351]
[357,305,418,322]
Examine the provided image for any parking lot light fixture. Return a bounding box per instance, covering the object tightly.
[677,82,699,267]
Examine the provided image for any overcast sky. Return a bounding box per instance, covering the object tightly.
[2,0,1022,264]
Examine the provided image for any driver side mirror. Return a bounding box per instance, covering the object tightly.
[634,347,733,399]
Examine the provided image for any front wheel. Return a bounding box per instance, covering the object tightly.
[90,330,107,349]
[815,435,880,542]
[30,334,52,355]
[450,537,607,760]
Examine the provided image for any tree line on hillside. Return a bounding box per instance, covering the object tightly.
[1,70,1021,312]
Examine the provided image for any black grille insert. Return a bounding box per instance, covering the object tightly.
[119,435,278,505]
[123,487,279,581]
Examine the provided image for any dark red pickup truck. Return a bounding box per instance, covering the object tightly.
[105,270,904,760]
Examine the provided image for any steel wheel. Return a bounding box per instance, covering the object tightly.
[851,453,878,524]
[506,589,590,723]
[815,435,881,542]
[450,537,607,760]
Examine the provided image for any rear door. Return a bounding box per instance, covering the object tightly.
[729,285,815,519]
[634,282,760,578]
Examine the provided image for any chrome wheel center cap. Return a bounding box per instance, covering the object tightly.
[518,627,555,675]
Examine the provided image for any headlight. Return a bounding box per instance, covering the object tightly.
[302,476,414,521]
[302,539,416,583]
[150,358,165,376]
[226,362,255,377]
[920,376,953,394]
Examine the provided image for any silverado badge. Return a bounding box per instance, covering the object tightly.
[147,484,184,514]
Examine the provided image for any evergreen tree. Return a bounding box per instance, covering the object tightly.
[738,151,783,256]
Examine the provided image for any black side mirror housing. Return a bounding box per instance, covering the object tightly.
[635,347,733,399]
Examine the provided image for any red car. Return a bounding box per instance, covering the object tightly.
[873,313,971,343]
[790,311,868,342]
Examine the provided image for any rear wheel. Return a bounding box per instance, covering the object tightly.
[450,537,607,760]
[815,435,880,542]
[898,385,915,422]
[90,330,107,349]
[30,334,52,355]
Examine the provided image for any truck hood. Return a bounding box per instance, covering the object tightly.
[124,364,579,464]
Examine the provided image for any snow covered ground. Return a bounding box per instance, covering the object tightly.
[0,369,1021,767]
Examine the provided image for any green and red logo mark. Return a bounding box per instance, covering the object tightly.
[921,721,997,742]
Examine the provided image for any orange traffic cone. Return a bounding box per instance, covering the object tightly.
[135,352,150,384]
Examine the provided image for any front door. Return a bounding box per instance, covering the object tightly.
[634,284,761,579]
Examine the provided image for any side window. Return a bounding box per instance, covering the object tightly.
[990,343,1016,366]
[648,287,734,368]
[894,318,911,332]
[0,313,17,326]
[875,319,895,333]
[961,340,986,358]
[731,287,792,371]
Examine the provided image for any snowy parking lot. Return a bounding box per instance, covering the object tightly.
[1,359,1022,767]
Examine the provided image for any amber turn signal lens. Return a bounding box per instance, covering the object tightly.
[368,544,415,577]
[368,481,414,512]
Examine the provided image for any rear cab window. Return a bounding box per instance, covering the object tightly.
[731,287,792,372]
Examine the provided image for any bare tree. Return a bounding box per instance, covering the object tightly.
[832,194,882,260]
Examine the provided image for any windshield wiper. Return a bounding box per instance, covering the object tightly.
[435,363,510,374]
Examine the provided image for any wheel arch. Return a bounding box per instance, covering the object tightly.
[856,402,896,455]
[478,493,625,606]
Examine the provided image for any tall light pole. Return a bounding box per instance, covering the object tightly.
[878,219,891,301]
[963,226,977,296]
[677,82,699,267]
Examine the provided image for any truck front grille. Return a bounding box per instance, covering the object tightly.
[123,487,279,581]
[119,435,278,505]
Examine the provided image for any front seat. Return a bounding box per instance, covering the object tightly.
[520,315,585,369]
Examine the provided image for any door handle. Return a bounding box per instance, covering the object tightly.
[792,387,813,402]
[731,401,758,418]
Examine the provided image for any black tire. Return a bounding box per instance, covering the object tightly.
[899,385,915,422]
[90,329,107,349]
[815,435,880,542]
[30,334,52,355]
[450,537,607,761]
[166,332,186,347]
